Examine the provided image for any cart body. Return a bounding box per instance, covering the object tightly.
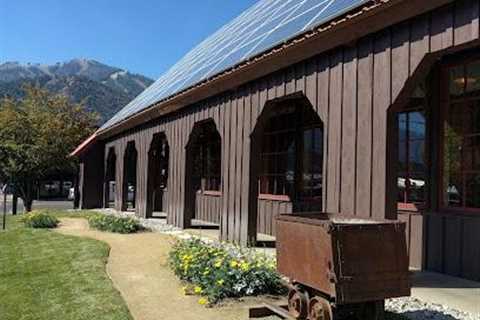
[276,213,410,305]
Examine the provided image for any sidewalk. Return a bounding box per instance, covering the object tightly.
[411,271,480,315]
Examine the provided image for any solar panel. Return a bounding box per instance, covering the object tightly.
[101,0,369,130]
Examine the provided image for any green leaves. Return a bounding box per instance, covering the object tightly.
[21,211,59,229]
[0,85,97,206]
[87,214,141,234]
[169,238,285,304]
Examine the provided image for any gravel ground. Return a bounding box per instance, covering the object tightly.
[386,296,479,320]
[96,209,480,320]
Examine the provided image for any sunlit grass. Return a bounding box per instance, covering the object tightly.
[0,210,132,320]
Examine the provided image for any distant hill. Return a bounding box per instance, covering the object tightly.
[0,59,154,123]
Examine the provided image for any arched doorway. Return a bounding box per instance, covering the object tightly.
[185,120,222,229]
[122,141,137,211]
[104,147,116,208]
[250,95,324,241]
[146,133,169,218]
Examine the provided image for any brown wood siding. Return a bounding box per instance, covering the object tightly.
[398,212,425,270]
[195,193,221,224]
[91,1,480,244]
[425,212,480,281]
[79,143,104,209]
[257,199,293,237]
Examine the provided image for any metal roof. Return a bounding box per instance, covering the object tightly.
[100,0,370,131]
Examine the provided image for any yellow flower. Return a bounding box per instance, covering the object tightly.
[216,279,225,286]
[194,286,203,294]
[198,297,208,305]
[230,260,238,268]
[240,261,250,272]
[214,260,223,268]
[203,269,210,276]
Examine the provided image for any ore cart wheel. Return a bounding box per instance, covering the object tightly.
[308,296,332,320]
[360,300,385,320]
[287,286,309,319]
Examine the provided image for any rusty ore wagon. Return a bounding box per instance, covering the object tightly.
[276,213,410,320]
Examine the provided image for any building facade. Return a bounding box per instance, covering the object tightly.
[74,0,480,281]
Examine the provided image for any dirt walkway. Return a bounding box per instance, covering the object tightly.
[56,218,257,320]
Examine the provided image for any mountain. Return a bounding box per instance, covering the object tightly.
[0,59,154,123]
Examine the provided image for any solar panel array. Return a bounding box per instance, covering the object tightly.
[101,0,369,130]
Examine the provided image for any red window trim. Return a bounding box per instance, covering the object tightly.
[258,194,291,202]
[397,202,424,212]
[202,190,222,197]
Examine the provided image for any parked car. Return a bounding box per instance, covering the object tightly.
[68,187,75,201]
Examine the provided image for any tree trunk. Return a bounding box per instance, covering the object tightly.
[12,193,18,215]
[19,181,34,212]
[24,198,33,212]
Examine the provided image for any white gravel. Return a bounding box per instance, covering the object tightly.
[94,209,480,320]
[386,297,479,320]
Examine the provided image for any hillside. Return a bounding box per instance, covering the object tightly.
[0,59,154,123]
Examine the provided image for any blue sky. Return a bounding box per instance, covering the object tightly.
[0,0,257,79]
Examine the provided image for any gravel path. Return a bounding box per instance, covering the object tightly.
[92,210,480,320]
[56,218,270,320]
[386,297,479,320]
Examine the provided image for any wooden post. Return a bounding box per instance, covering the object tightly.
[2,185,7,230]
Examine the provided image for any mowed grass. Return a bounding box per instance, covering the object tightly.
[0,213,133,320]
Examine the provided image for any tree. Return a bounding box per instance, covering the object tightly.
[0,85,98,211]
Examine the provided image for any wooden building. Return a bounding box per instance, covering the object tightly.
[72,0,480,281]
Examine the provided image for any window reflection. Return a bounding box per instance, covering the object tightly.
[397,109,427,206]
[259,103,323,211]
[444,62,480,209]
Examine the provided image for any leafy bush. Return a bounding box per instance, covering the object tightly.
[88,214,141,234]
[21,211,59,229]
[169,238,285,304]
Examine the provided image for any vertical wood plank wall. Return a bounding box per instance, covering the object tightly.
[79,144,104,209]
[93,1,480,243]
[195,193,221,224]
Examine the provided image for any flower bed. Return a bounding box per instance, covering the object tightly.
[88,214,141,234]
[21,211,59,228]
[169,238,285,304]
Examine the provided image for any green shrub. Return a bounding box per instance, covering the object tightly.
[169,238,285,304]
[87,214,141,234]
[21,211,59,229]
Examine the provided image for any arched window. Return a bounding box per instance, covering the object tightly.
[104,147,116,208]
[123,141,137,210]
[259,101,323,211]
[192,122,221,192]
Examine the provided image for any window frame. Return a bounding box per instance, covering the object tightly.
[396,102,428,212]
[258,101,323,210]
[439,59,480,213]
[194,124,222,193]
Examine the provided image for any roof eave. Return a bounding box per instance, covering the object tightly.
[94,0,451,141]
[69,132,98,157]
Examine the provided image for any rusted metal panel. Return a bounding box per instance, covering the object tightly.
[276,213,410,305]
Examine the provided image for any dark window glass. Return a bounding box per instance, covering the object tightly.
[443,96,480,209]
[466,60,480,93]
[259,103,323,211]
[194,124,221,191]
[397,110,427,205]
[450,65,465,96]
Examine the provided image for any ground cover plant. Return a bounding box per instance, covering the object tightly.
[21,210,59,228]
[169,237,285,304]
[88,213,141,234]
[0,212,133,320]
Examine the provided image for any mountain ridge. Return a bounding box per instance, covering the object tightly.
[0,59,154,123]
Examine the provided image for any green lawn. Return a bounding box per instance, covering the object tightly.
[0,213,133,320]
